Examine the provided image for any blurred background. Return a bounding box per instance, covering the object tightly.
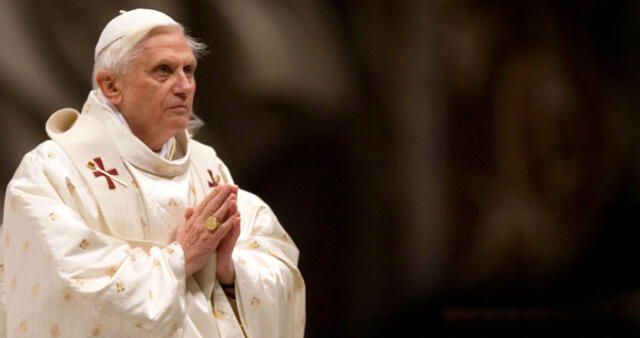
[3,0,640,336]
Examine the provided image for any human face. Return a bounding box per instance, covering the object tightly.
[116,28,197,151]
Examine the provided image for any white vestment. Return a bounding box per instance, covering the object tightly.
[0,92,305,337]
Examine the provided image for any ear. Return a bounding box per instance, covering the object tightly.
[95,70,122,105]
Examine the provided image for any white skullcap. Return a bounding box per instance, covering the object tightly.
[95,8,179,59]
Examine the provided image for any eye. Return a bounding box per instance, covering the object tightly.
[184,65,196,77]
[157,64,171,73]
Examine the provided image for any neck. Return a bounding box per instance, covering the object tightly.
[125,123,176,152]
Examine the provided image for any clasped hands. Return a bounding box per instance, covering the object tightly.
[176,184,241,284]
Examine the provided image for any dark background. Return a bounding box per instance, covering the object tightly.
[3,1,640,337]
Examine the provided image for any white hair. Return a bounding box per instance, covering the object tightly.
[92,24,208,89]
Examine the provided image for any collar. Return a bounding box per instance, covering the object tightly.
[92,90,177,159]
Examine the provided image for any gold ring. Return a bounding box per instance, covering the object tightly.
[206,216,221,232]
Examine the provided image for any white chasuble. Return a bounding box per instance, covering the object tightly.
[0,92,306,337]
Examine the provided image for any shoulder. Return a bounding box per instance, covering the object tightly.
[238,189,263,206]
[19,140,69,166]
[237,189,275,217]
[189,138,219,158]
[11,140,74,180]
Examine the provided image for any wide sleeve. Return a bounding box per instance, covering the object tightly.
[2,149,186,335]
[231,190,306,337]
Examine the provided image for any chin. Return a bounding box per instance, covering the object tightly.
[167,115,191,130]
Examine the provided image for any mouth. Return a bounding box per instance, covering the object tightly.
[169,105,190,114]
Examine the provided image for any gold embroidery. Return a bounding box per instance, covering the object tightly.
[215,174,221,184]
[50,324,60,337]
[0,264,4,274]
[249,240,260,250]
[134,323,143,328]
[10,277,16,290]
[170,323,179,334]
[281,234,290,242]
[250,297,261,307]
[213,309,225,319]
[116,282,125,293]
[47,152,55,159]
[32,283,40,296]
[148,290,154,299]
[190,185,196,196]
[48,212,58,221]
[79,239,90,249]
[165,246,174,254]
[91,325,102,336]
[74,279,86,286]
[106,267,117,277]
[22,240,29,254]
[154,259,160,267]
[129,253,137,262]
[238,258,246,267]
[4,234,9,247]
[140,218,147,230]
[168,199,178,208]
[19,320,27,333]
[63,290,72,301]
[270,271,280,281]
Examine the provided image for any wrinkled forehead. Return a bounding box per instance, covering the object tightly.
[134,28,196,65]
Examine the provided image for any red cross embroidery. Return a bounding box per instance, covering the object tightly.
[91,157,119,190]
[207,169,218,188]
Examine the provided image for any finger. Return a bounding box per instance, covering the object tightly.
[212,199,232,223]
[201,185,234,221]
[223,213,237,232]
[184,207,195,220]
[221,212,240,235]
[227,194,237,215]
[194,184,232,220]
[200,198,235,238]
[228,213,241,240]
[194,184,223,217]
[233,212,241,228]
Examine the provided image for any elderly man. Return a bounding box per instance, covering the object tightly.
[0,8,305,337]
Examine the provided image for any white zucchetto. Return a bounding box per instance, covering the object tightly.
[94,8,179,60]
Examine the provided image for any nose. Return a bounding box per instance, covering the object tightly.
[172,70,194,99]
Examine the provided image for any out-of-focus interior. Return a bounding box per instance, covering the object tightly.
[3,1,640,336]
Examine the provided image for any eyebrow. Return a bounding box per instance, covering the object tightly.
[153,57,197,66]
